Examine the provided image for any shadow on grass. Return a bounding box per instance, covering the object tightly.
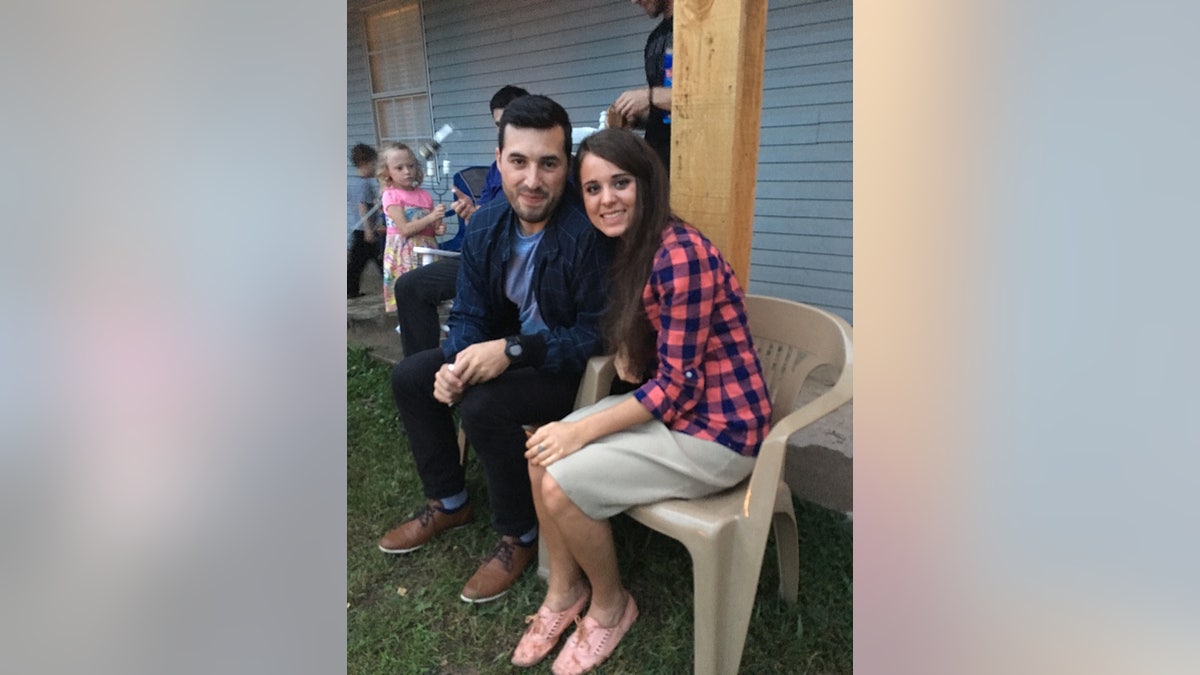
[348,347,851,674]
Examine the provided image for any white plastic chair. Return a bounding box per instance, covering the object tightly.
[538,294,854,675]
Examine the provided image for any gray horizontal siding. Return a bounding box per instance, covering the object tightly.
[346,0,378,173]
[760,0,851,289]
[754,249,851,275]
[346,0,853,322]
[418,0,650,172]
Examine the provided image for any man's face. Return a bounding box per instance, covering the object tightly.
[495,125,569,232]
[631,0,668,19]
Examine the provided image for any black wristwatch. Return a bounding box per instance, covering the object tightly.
[504,335,523,362]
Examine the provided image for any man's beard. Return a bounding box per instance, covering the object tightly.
[509,187,561,227]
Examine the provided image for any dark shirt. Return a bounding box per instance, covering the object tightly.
[643,16,673,170]
[479,162,502,207]
[443,191,613,374]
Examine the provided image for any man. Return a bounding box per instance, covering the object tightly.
[392,84,530,356]
[613,0,674,171]
[382,95,613,604]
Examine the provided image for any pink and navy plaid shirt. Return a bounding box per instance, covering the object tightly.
[633,221,772,457]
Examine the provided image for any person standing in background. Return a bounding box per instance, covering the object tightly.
[347,143,383,299]
[377,143,446,315]
[612,0,673,172]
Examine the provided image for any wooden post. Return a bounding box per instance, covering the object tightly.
[671,0,768,283]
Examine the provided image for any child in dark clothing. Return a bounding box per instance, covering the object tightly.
[347,143,384,298]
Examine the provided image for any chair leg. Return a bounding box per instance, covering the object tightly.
[772,486,800,604]
[537,536,550,580]
[685,532,757,675]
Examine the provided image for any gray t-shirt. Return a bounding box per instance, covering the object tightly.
[347,174,379,243]
[504,228,548,335]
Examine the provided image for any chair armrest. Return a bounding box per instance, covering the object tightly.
[744,368,852,519]
[574,355,616,409]
[411,246,461,266]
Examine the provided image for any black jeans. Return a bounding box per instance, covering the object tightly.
[393,258,459,356]
[390,348,582,537]
[347,230,383,296]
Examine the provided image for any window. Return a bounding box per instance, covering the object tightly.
[365,0,431,147]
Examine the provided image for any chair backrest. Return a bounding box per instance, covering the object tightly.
[438,165,490,253]
[740,294,853,517]
[452,165,490,203]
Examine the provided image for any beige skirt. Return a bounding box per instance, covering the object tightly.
[545,394,755,520]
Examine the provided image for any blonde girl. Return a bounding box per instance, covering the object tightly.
[377,142,446,314]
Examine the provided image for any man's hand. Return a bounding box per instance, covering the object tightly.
[614,87,652,125]
[433,363,466,406]
[450,339,510,386]
[448,187,478,224]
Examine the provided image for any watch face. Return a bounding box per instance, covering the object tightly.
[509,343,523,357]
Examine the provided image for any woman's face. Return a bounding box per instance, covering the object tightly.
[579,153,638,238]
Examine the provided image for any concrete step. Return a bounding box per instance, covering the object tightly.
[348,261,406,365]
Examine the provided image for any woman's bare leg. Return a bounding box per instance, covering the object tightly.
[529,462,588,610]
[541,474,629,626]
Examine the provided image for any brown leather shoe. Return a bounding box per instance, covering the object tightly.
[460,535,536,603]
[378,500,473,554]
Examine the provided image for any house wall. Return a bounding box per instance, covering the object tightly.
[346,2,376,151]
[347,0,852,322]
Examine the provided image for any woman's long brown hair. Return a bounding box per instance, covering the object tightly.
[573,129,674,380]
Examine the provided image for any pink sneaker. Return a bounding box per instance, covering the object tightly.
[551,592,638,675]
[511,588,591,668]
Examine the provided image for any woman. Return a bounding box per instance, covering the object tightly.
[511,128,772,675]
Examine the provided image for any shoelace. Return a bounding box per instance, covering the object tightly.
[570,617,595,654]
[414,503,437,527]
[524,607,565,636]
[488,538,516,571]
[523,611,552,638]
[571,608,624,656]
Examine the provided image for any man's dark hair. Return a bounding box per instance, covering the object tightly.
[489,85,530,113]
[498,95,573,159]
[350,142,377,167]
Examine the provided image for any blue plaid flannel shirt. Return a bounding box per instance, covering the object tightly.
[442,191,613,374]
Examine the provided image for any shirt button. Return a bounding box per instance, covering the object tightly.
[684,370,695,379]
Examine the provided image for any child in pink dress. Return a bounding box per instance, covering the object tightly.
[377,142,446,314]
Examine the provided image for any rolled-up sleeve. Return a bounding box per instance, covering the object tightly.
[633,235,718,424]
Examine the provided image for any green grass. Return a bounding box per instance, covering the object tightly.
[348,346,852,674]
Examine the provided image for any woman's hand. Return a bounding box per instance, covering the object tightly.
[524,421,589,467]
